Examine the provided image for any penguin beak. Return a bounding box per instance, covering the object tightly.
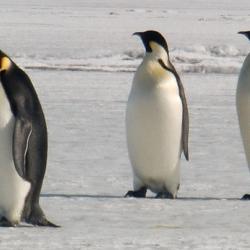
[133,32,142,37]
[238,31,250,41]
[238,31,247,35]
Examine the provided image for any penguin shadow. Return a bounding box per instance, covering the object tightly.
[177,197,240,201]
[41,194,241,201]
[41,194,122,199]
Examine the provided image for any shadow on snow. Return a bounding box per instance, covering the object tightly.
[41,193,241,201]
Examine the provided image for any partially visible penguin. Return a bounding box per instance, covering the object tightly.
[125,30,189,199]
[0,50,57,226]
[236,31,250,200]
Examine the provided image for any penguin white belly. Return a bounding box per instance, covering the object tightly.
[126,75,182,195]
[237,54,250,170]
[0,84,30,224]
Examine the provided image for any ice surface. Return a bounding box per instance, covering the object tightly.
[1,0,250,75]
[0,0,250,249]
[11,44,248,74]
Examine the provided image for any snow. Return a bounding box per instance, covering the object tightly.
[0,0,250,249]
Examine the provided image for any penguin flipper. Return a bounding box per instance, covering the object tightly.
[12,118,32,179]
[177,78,189,161]
[158,59,189,161]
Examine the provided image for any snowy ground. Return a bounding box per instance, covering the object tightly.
[1,1,250,249]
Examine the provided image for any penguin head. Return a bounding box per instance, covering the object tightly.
[0,51,12,73]
[238,31,250,41]
[133,30,169,55]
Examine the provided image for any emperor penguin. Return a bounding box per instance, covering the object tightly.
[0,50,57,226]
[236,31,250,200]
[125,30,189,199]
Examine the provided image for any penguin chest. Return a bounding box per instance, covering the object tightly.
[237,56,250,167]
[126,75,182,190]
[0,84,30,223]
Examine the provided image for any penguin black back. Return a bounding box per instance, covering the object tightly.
[0,59,43,119]
[0,51,57,227]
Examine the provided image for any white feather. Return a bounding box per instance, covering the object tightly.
[126,44,182,197]
[0,83,30,225]
[236,53,250,170]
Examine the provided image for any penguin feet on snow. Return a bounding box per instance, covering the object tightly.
[241,194,250,200]
[125,187,147,198]
[0,217,17,227]
[155,191,175,199]
[25,204,59,227]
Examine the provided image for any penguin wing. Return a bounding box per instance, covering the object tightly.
[158,59,189,160]
[13,118,32,179]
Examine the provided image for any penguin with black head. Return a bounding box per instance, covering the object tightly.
[125,30,189,199]
[0,50,57,227]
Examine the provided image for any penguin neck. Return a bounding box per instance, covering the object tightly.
[133,50,171,90]
[145,45,169,65]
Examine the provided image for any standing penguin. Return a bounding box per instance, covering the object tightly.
[0,50,57,226]
[236,31,250,200]
[125,30,189,199]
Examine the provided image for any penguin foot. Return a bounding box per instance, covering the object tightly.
[155,191,175,199]
[125,187,147,198]
[26,213,59,227]
[0,217,17,227]
[241,194,250,200]
[25,205,59,227]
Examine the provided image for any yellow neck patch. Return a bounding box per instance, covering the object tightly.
[0,57,11,72]
[149,61,166,78]
[149,41,160,51]
[149,41,168,56]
